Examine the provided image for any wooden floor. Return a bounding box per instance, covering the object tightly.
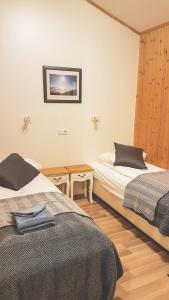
[76,196,169,300]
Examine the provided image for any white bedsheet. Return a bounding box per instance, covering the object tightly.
[0,173,60,200]
[89,160,163,199]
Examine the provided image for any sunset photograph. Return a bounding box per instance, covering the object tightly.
[50,74,77,96]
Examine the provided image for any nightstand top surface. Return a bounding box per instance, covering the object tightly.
[65,164,93,173]
[41,167,69,176]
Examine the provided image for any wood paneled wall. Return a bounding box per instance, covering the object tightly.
[134,25,169,168]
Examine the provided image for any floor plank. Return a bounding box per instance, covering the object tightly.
[76,196,169,300]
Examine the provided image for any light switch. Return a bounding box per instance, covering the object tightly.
[57,129,68,135]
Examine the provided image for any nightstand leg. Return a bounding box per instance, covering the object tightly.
[89,177,93,203]
[84,181,87,198]
[71,180,74,200]
[66,179,70,197]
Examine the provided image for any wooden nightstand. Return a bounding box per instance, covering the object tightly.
[41,167,70,196]
[65,164,93,203]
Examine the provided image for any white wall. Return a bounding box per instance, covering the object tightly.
[0,0,139,167]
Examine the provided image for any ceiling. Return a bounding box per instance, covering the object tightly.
[87,0,169,33]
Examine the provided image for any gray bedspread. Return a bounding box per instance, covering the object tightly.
[0,192,123,300]
[154,192,169,235]
[124,171,169,236]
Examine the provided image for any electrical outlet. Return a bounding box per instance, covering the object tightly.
[57,129,68,135]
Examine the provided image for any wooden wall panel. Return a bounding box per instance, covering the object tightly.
[134,25,169,168]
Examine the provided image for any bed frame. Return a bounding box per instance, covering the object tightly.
[93,178,169,251]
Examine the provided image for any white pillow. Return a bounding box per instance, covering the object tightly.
[24,158,42,170]
[98,152,115,165]
[143,152,147,160]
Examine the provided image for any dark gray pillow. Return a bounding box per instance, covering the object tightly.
[0,153,40,191]
[113,143,147,169]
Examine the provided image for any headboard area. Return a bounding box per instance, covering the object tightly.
[134,24,169,169]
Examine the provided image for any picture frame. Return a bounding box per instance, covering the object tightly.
[43,66,82,103]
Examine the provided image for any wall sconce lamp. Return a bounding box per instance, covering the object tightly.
[21,115,31,133]
[91,115,100,129]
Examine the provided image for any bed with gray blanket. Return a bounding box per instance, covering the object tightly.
[0,192,123,300]
[124,171,169,236]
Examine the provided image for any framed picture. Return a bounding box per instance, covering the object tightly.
[43,66,82,103]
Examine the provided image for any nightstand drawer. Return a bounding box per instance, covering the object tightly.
[48,174,68,185]
[71,171,93,181]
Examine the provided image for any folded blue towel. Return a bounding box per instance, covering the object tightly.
[11,204,46,217]
[12,205,55,234]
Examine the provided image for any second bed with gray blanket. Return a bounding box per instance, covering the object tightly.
[0,192,123,300]
[124,170,169,236]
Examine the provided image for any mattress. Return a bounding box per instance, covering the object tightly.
[0,173,60,200]
[90,160,169,236]
[89,160,163,199]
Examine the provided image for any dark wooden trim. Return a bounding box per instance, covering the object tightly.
[86,0,140,35]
